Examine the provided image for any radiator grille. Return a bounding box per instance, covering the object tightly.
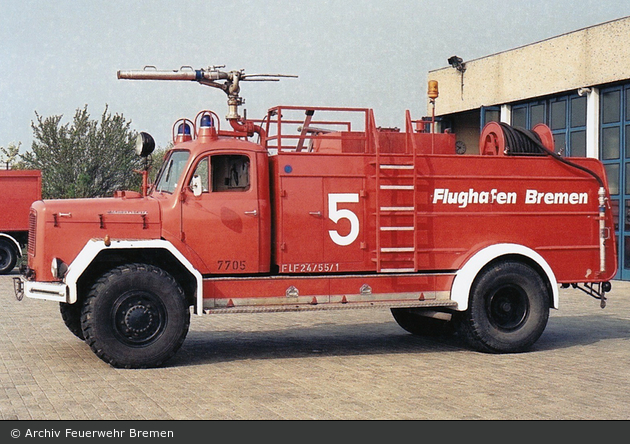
[28,209,36,256]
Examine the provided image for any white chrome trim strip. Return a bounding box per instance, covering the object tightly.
[23,280,67,302]
[450,243,559,311]
[65,239,204,315]
[0,233,22,258]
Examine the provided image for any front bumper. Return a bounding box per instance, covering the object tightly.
[14,276,68,303]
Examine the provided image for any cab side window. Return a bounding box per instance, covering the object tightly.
[211,155,250,192]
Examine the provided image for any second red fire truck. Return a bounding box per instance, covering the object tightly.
[0,169,41,274]
[15,66,617,368]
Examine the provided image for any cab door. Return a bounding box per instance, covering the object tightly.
[181,153,261,274]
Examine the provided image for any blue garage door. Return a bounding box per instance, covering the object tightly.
[600,84,630,280]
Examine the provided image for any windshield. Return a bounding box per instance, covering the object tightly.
[153,150,190,194]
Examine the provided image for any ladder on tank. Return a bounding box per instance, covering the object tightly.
[373,112,418,273]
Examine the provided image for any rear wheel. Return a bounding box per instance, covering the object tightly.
[81,263,190,368]
[458,260,550,353]
[0,239,17,274]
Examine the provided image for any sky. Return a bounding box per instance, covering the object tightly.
[2,0,630,153]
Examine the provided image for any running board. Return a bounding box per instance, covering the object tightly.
[204,299,458,314]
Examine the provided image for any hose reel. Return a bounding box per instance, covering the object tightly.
[479,122,554,156]
[479,121,610,276]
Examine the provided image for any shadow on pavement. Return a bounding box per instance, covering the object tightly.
[168,313,630,367]
[535,314,630,351]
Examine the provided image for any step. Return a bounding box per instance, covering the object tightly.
[380,226,414,231]
[380,164,414,170]
[379,268,416,273]
[380,185,414,190]
[204,299,458,314]
[380,247,415,252]
[379,206,414,212]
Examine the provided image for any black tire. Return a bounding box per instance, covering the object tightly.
[391,308,455,336]
[60,302,85,340]
[0,239,18,274]
[458,260,550,353]
[81,263,190,368]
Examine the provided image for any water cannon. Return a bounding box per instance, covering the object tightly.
[117,65,297,124]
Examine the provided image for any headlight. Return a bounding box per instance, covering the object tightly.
[51,258,68,279]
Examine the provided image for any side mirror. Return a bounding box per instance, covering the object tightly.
[191,175,203,197]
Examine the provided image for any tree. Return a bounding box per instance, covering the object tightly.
[21,105,144,199]
[148,144,169,184]
[0,142,22,170]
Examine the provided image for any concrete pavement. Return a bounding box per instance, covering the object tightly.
[1,272,629,420]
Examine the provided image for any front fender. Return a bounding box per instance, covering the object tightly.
[65,239,204,315]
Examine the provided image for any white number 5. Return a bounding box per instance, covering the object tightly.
[328,193,360,246]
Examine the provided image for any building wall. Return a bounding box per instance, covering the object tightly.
[425,16,630,280]
[428,16,630,116]
[446,110,481,155]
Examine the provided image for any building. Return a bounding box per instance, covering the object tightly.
[427,16,630,280]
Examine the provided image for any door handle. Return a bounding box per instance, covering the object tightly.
[309,211,322,217]
[244,210,258,216]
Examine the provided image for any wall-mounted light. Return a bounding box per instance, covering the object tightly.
[577,87,592,96]
[448,56,467,99]
[448,55,466,73]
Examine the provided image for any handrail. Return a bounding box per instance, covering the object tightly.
[371,110,383,270]
[405,110,419,271]
[263,106,371,153]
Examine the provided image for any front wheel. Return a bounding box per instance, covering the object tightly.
[81,263,190,368]
[60,302,85,340]
[458,260,550,353]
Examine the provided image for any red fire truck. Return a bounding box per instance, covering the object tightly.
[14,67,617,368]
[0,169,41,274]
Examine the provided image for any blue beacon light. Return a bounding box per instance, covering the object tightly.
[200,114,214,128]
[177,122,192,135]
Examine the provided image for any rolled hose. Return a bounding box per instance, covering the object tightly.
[502,124,605,188]
[501,124,609,274]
